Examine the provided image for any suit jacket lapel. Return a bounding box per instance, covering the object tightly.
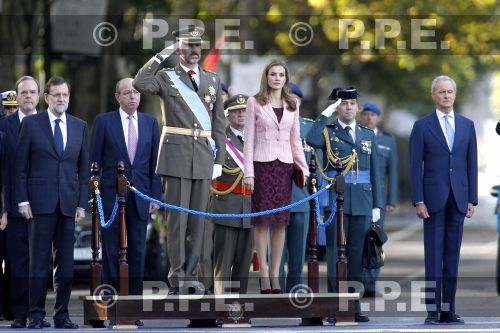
[262,103,279,127]
[135,113,148,165]
[175,64,197,92]
[8,111,21,140]
[110,111,131,164]
[62,114,77,159]
[428,112,450,151]
[40,111,60,158]
[226,127,244,152]
[333,119,354,144]
[452,114,463,152]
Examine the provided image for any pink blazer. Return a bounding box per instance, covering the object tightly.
[243,96,309,179]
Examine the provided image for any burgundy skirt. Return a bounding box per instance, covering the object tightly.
[251,159,294,226]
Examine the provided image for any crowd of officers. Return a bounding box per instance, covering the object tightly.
[0,29,399,328]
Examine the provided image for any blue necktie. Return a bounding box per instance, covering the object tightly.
[54,118,64,158]
[444,115,454,150]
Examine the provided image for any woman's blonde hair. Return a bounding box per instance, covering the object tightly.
[254,59,297,111]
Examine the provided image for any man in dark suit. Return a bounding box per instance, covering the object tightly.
[211,95,253,295]
[15,76,88,329]
[410,75,478,325]
[359,102,398,297]
[90,78,162,325]
[133,26,226,294]
[0,76,50,328]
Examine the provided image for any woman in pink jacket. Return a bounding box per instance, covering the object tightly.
[243,59,309,293]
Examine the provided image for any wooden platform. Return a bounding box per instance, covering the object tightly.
[80,292,359,327]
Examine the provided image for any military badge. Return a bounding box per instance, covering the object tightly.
[334,136,340,142]
[204,94,211,104]
[209,103,213,111]
[208,85,216,96]
[378,144,390,151]
[361,140,372,154]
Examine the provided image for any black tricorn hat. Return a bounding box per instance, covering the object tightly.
[328,86,360,100]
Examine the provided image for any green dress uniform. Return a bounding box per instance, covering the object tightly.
[306,115,382,313]
[133,58,226,290]
[363,129,398,294]
[210,127,253,294]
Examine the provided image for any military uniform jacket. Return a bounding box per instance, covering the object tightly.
[209,127,252,228]
[375,130,398,207]
[291,117,315,213]
[306,116,383,216]
[133,59,226,179]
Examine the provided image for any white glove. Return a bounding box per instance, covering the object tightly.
[212,164,223,180]
[321,98,342,118]
[19,204,33,220]
[75,207,86,223]
[156,41,180,62]
[372,208,381,222]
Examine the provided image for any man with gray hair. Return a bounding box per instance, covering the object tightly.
[410,75,478,324]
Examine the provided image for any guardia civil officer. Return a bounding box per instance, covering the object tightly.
[306,87,382,322]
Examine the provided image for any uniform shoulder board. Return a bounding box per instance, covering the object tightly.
[358,124,373,131]
[382,131,394,137]
[203,68,217,74]
[164,67,174,71]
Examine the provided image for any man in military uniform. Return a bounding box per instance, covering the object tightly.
[306,87,382,322]
[1,91,18,117]
[278,83,314,292]
[210,94,253,295]
[133,26,226,295]
[359,101,398,297]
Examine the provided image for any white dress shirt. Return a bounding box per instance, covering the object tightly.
[119,108,139,150]
[18,109,37,123]
[180,63,200,87]
[230,127,244,141]
[338,119,357,142]
[47,110,67,150]
[436,109,455,148]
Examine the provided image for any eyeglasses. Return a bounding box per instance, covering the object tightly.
[4,106,17,109]
[47,93,70,99]
[119,90,140,97]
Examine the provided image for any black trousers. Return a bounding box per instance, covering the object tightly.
[101,194,148,295]
[29,205,75,321]
[6,217,29,320]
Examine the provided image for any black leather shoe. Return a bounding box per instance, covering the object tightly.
[54,318,79,329]
[326,316,336,324]
[27,319,43,329]
[42,318,51,327]
[11,318,27,328]
[134,319,144,327]
[439,312,465,324]
[424,311,439,324]
[354,312,370,322]
[168,287,180,295]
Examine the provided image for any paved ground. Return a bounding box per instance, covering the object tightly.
[1,183,499,331]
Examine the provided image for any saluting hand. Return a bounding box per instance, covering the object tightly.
[243,177,254,192]
[321,98,342,118]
